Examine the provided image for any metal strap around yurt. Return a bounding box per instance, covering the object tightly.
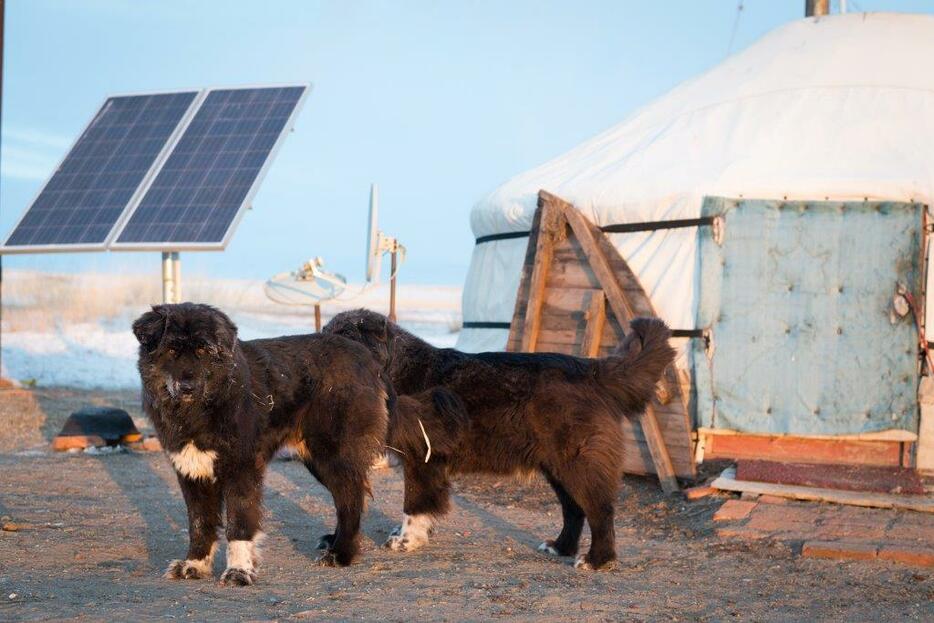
[468,216,715,337]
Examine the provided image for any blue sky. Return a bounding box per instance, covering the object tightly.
[3,0,933,285]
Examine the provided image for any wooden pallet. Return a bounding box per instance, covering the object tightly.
[506,190,696,492]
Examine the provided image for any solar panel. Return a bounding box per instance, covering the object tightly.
[112,85,308,249]
[2,92,198,251]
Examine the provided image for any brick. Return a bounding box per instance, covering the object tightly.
[878,545,934,567]
[740,491,760,501]
[713,500,757,522]
[745,503,817,531]
[684,486,717,501]
[758,495,789,505]
[716,526,768,540]
[802,541,878,561]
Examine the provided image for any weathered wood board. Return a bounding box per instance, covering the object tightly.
[507,190,697,485]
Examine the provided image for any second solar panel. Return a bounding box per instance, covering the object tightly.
[113,85,308,249]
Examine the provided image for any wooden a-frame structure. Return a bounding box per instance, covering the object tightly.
[507,190,696,492]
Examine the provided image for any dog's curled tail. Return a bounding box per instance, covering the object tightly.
[597,317,676,417]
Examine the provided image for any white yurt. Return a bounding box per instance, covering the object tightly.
[456,12,934,464]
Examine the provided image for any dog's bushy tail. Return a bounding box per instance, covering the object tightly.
[596,317,676,417]
[388,387,467,462]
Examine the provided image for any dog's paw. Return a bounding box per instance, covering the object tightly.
[219,566,257,586]
[384,532,429,552]
[537,541,561,556]
[573,554,618,571]
[315,549,353,567]
[164,559,210,580]
[316,533,336,550]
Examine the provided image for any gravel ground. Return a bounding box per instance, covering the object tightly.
[0,389,931,622]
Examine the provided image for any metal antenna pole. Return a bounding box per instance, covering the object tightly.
[388,245,398,322]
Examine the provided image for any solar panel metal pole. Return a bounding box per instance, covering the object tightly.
[172,252,181,303]
[162,253,175,304]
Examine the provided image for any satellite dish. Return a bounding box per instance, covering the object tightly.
[264,257,347,305]
[366,183,381,282]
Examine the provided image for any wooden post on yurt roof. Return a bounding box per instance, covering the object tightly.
[805,0,829,17]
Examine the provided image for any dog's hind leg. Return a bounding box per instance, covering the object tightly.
[555,465,620,571]
[537,469,585,558]
[312,458,368,567]
[165,474,222,580]
[386,460,450,552]
[220,466,265,586]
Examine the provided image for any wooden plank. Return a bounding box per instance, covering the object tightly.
[705,432,903,467]
[698,426,917,442]
[582,291,606,357]
[520,201,566,352]
[536,327,620,347]
[507,206,545,350]
[622,437,695,477]
[621,404,692,443]
[552,243,649,294]
[638,407,679,493]
[735,460,925,495]
[918,376,934,472]
[711,467,934,513]
[547,192,635,332]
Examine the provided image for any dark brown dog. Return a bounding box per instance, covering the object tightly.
[133,303,389,584]
[324,309,675,570]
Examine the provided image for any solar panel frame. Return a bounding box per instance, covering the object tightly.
[0,89,202,254]
[109,83,311,252]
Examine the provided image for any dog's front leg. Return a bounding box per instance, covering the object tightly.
[166,473,222,580]
[219,467,264,587]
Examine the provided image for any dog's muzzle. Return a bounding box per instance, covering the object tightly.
[166,377,198,402]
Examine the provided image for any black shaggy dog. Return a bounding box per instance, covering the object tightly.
[324,309,675,571]
[133,303,389,585]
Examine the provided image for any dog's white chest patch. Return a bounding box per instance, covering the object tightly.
[169,442,218,482]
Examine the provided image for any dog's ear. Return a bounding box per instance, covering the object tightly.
[213,313,239,358]
[132,306,168,352]
[373,313,390,342]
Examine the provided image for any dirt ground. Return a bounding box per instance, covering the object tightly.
[0,389,932,622]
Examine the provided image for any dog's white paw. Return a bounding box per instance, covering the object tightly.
[219,566,257,586]
[164,558,211,580]
[384,514,432,552]
[537,541,561,556]
[384,532,430,552]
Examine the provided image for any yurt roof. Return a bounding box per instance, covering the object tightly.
[471,12,934,239]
